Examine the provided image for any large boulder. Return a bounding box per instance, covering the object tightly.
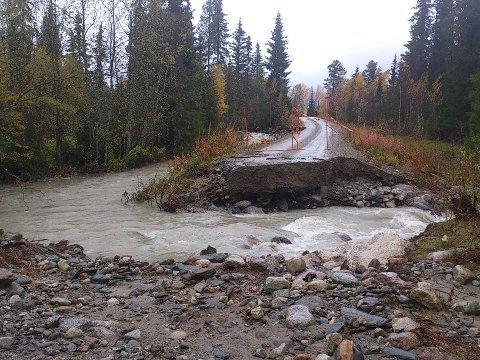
[286,258,307,274]
[286,305,315,329]
[330,271,359,286]
[410,282,444,310]
[265,277,290,291]
[452,300,480,315]
[452,265,475,285]
[340,307,388,328]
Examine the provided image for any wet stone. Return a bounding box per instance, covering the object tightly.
[452,265,475,285]
[340,307,388,328]
[59,316,91,332]
[0,336,14,349]
[410,282,444,310]
[286,258,307,274]
[265,277,290,291]
[91,273,110,284]
[330,271,359,286]
[391,317,420,332]
[286,305,315,329]
[124,329,141,340]
[383,347,416,360]
[271,237,292,245]
[452,300,480,315]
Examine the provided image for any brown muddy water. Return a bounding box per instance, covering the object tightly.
[0,163,443,262]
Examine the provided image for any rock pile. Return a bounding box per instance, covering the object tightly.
[0,233,479,359]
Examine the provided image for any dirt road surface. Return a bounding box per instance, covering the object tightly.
[236,117,358,165]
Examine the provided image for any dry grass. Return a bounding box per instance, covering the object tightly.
[193,125,239,163]
[169,125,239,174]
[351,126,442,174]
[350,126,480,203]
[131,125,242,210]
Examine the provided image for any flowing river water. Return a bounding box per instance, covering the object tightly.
[0,162,442,262]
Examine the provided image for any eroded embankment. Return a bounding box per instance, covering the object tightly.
[165,157,437,214]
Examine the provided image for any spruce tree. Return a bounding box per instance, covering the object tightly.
[164,0,206,151]
[404,0,433,80]
[198,0,228,69]
[429,0,454,80]
[39,0,62,64]
[389,54,399,87]
[265,12,291,96]
[230,20,248,80]
[307,88,316,117]
[449,0,480,134]
[38,0,64,163]
[351,65,360,80]
[92,24,106,90]
[253,42,264,79]
[68,13,89,76]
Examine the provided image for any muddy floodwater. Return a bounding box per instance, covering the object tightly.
[0,163,442,262]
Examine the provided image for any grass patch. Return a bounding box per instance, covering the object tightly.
[409,219,480,260]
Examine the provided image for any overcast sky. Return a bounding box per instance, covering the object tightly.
[189,0,417,87]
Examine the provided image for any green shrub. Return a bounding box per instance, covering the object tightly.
[108,146,165,172]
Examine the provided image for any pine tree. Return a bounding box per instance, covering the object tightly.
[404,0,433,80]
[265,12,291,96]
[363,60,380,84]
[324,60,346,95]
[324,60,346,118]
[307,88,317,116]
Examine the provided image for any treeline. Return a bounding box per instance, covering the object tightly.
[319,0,480,141]
[0,0,291,181]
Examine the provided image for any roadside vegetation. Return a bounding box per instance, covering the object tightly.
[347,124,480,263]
[130,126,242,210]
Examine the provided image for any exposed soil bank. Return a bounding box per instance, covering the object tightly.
[160,158,440,215]
[1,232,479,360]
[224,158,404,198]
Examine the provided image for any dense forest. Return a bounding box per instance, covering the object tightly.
[0,0,291,181]
[292,0,480,144]
[2,0,480,182]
